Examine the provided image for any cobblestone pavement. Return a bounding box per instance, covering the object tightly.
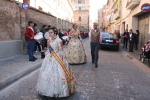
[1,39,150,100]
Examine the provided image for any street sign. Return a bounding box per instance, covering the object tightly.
[141,3,150,12]
[22,2,30,10]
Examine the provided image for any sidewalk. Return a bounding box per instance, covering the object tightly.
[0,38,88,90]
[0,52,43,90]
[120,44,150,67]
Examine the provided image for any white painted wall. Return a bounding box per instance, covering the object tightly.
[29,0,74,22]
[120,0,150,34]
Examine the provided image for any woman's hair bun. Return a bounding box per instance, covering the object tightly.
[49,26,58,35]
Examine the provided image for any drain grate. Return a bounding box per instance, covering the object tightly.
[127,55,133,59]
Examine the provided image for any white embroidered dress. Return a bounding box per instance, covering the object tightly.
[36,37,70,97]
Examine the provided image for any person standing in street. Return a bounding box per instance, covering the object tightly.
[33,23,41,53]
[65,23,86,64]
[135,30,140,50]
[116,30,121,40]
[24,21,37,61]
[40,25,47,50]
[89,23,100,68]
[36,27,75,97]
[123,29,129,49]
[129,29,135,52]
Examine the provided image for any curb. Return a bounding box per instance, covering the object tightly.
[0,62,42,90]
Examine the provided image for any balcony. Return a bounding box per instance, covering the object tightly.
[115,10,120,20]
[111,0,117,9]
[110,15,115,24]
[126,0,140,9]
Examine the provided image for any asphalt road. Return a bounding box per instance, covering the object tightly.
[1,39,150,100]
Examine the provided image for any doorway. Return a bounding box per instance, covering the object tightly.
[138,13,150,49]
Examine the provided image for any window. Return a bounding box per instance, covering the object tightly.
[79,16,81,21]
[81,7,84,10]
[102,33,116,38]
[76,6,84,10]
[58,0,60,6]
[75,7,79,10]
[79,7,81,10]
[78,0,82,4]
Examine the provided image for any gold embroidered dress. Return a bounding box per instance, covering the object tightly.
[65,29,86,64]
[36,37,73,97]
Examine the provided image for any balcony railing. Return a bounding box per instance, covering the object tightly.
[115,10,120,20]
[109,14,115,24]
[126,0,140,9]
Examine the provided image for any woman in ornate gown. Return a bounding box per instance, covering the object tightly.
[65,23,86,64]
[36,27,74,98]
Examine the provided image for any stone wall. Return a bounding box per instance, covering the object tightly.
[0,0,21,41]
[25,7,56,31]
[0,0,72,59]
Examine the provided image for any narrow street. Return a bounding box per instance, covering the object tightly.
[0,39,150,100]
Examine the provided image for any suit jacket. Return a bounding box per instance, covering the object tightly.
[135,33,140,43]
[24,27,35,42]
[58,32,65,38]
[129,33,135,42]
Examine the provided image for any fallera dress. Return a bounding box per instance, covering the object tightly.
[65,29,86,64]
[36,37,74,98]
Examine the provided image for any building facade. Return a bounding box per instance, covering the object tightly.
[121,0,150,49]
[99,0,150,49]
[73,0,90,31]
[98,9,103,31]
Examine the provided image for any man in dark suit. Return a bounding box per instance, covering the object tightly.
[123,29,129,49]
[128,29,135,52]
[40,25,47,50]
[58,29,66,45]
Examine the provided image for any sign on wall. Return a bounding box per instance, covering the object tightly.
[22,2,30,10]
[141,3,150,12]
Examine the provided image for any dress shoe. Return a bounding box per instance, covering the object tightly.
[95,64,98,68]
[33,57,37,60]
[29,59,35,62]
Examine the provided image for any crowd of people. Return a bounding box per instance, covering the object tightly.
[24,21,88,61]
[122,29,140,52]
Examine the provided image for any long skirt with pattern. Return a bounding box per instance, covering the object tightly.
[36,52,70,97]
[65,37,86,64]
